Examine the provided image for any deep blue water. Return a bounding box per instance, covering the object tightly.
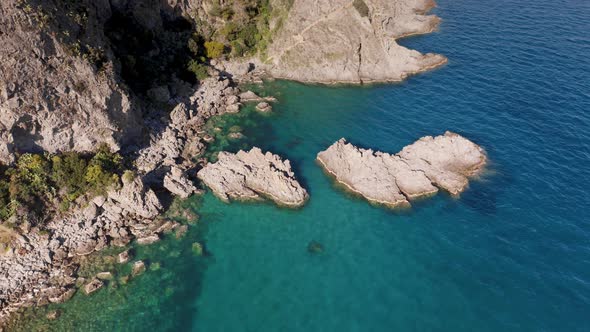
[12,0,590,330]
[193,0,590,331]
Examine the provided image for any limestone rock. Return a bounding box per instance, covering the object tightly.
[239,90,263,102]
[256,102,272,112]
[108,177,162,219]
[131,261,146,277]
[264,0,447,83]
[46,310,61,320]
[83,279,104,295]
[0,0,143,165]
[96,272,113,280]
[163,166,199,199]
[118,250,131,264]
[197,148,308,207]
[317,132,486,207]
[136,234,160,245]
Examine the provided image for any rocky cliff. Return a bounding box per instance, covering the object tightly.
[263,0,447,83]
[0,0,142,164]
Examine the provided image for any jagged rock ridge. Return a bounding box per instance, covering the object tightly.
[317,132,487,207]
[197,148,309,207]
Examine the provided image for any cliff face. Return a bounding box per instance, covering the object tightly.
[0,0,446,164]
[0,0,210,165]
[264,0,447,83]
[0,0,143,164]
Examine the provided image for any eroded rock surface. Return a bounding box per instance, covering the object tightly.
[197,148,308,207]
[163,166,200,199]
[317,132,486,207]
[264,0,447,83]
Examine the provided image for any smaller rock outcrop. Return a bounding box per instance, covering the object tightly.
[108,177,163,219]
[256,102,272,112]
[163,166,200,198]
[317,132,486,207]
[197,148,308,207]
[131,261,146,277]
[118,250,131,264]
[83,279,104,295]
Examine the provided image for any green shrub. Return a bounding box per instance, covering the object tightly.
[52,152,87,199]
[187,60,209,80]
[0,144,128,229]
[230,40,246,57]
[122,170,136,183]
[204,41,225,58]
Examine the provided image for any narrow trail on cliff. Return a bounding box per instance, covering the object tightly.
[269,1,355,62]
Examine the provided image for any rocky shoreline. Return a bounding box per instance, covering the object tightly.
[317,132,487,207]
[0,0,448,326]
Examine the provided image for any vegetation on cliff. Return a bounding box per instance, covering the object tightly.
[0,144,125,228]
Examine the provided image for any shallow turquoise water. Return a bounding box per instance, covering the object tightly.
[11,0,590,330]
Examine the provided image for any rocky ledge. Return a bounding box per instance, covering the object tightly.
[197,148,308,207]
[317,132,486,207]
[262,0,447,83]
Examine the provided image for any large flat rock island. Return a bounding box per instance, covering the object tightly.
[316,132,487,207]
[197,148,309,207]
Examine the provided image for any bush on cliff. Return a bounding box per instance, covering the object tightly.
[187,60,210,80]
[205,41,225,58]
[0,145,125,229]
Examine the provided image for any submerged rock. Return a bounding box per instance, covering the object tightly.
[192,242,204,256]
[83,278,104,295]
[307,241,324,254]
[131,261,146,277]
[96,272,113,280]
[136,234,160,245]
[118,250,131,264]
[317,132,486,207]
[46,310,61,320]
[197,147,308,207]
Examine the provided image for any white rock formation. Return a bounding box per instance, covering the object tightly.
[197,148,308,207]
[163,166,200,199]
[264,0,447,83]
[107,176,163,219]
[317,132,486,207]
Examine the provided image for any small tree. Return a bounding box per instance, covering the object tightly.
[187,60,209,80]
[205,41,225,58]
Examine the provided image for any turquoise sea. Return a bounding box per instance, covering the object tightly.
[10,0,590,330]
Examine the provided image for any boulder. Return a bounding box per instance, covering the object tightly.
[238,90,262,102]
[163,166,199,199]
[108,177,163,219]
[96,272,113,280]
[118,250,131,264]
[136,234,160,245]
[46,310,61,320]
[83,278,104,295]
[132,261,146,276]
[170,103,189,126]
[197,147,308,207]
[255,102,272,112]
[317,132,486,207]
